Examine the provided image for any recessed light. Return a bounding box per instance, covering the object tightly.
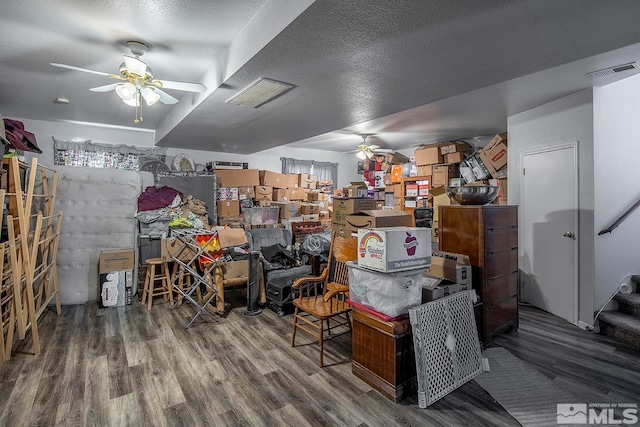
[54,97,70,104]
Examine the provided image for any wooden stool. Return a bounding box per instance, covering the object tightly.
[171,262,197,306]
[141,258,173,310]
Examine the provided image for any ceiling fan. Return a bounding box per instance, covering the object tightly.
[345,135,393,159]
[50,41,207,123]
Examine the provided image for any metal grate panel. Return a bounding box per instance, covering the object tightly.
[409,290,483,408]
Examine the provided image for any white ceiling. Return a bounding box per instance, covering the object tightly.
[2,0,640,154]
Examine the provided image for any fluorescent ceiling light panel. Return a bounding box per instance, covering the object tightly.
[226,78,295,108]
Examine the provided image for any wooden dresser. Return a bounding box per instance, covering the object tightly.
[439,205,518,345]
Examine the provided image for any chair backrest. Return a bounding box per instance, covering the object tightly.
[246,227,292,252]
[323,232,358,289]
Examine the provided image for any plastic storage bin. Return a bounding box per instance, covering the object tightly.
[243,206,280,225]
[347,261,427,317]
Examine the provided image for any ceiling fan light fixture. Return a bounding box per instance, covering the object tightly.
[356,150,367,160]
[116,82,136,100]
[141,87,160,106]
[122,93,140,107]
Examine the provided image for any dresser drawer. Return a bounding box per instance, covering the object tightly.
[485,296,518,333]
[484,249,518,280]
[484,227,518,253]
[483,206,517,229]
[484,272,518,306]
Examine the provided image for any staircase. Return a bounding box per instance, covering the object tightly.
[598,277,640,351]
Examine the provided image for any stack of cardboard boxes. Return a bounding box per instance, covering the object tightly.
[215,168,334,229]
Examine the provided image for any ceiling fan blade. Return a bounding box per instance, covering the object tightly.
[50,62,118,78]
[373,148,394,153]
[123,56,147,77]
[156,79,207,93]
[89,83,119,92]
[368,144,380,150]
[154,88,179,104]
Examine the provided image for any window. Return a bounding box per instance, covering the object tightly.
[280,157,338,184]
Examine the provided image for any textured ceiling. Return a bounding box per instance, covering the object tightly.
[2,0,640,154]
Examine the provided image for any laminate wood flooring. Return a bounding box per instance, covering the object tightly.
[1,298,639,427]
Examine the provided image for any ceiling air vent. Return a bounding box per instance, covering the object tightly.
[586,62,640,79]
[225,78,295,108]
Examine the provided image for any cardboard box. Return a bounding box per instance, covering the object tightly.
[489,178,508,205]
[237,186,255,200]
[478,150,502,179]
[414,145,443,166]
[302,214,320,221]
[99,249,135,307]
[217,227,248,248]
[417,165,432,176]
[405,184,418,197]
[427,252,472,285]
[100,270,133,307]
[332,198,378,225]
[385,152,410,164]
[260,170,288,189]
[418,184,430,196]
[271,201,301,219]
[345,209,412,233]
[254,185,273,201]
[99,249,135,273]
[217,200,240,217]
[288,187,305,201]
[422,283,470,302]
[357,227,431,273]
[317,179,333,186]
[345,181,369,198]
[308,191,329,202]
[430,186,451,222]
[272,188,289,201]
[432,164,459,187]
[301,203,320,215]
[299,174,317,189]
[444,152,467,164]
[439,142,472,155]
[287,174,300,188]
[215,169,260,187]
[480,133,508,171]
[222,260,249,280]
[216,187,238,201]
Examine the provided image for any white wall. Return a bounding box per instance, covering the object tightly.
[593,73,640,310]
[507,89,595,324]
[16,118,359,188]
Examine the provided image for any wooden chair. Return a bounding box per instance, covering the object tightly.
[291,232,357,367]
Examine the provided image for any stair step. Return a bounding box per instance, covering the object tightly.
[613,292,640,317]
[598,311,640,351]
[614,291,640,306]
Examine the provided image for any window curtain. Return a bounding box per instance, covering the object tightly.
[53,137,167,171]
[281,157,338,184]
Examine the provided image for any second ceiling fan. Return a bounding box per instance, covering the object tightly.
[346,134,393,159]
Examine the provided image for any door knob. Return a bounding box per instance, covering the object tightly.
[563,232,575,238]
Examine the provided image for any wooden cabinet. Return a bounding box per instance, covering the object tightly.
[438,205,518,345]
[351,308,416,402]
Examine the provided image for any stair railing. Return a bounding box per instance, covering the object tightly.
[598,198,640,235]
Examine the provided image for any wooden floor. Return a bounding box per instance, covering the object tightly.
[1,296,639,427]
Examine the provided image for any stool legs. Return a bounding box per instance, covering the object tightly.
[142,259,173,311]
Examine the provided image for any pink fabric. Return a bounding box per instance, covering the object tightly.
[137,186,182,212]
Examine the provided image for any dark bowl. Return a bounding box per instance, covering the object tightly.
[445,185,500,205]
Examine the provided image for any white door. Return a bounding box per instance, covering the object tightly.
[520,143,578,324]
